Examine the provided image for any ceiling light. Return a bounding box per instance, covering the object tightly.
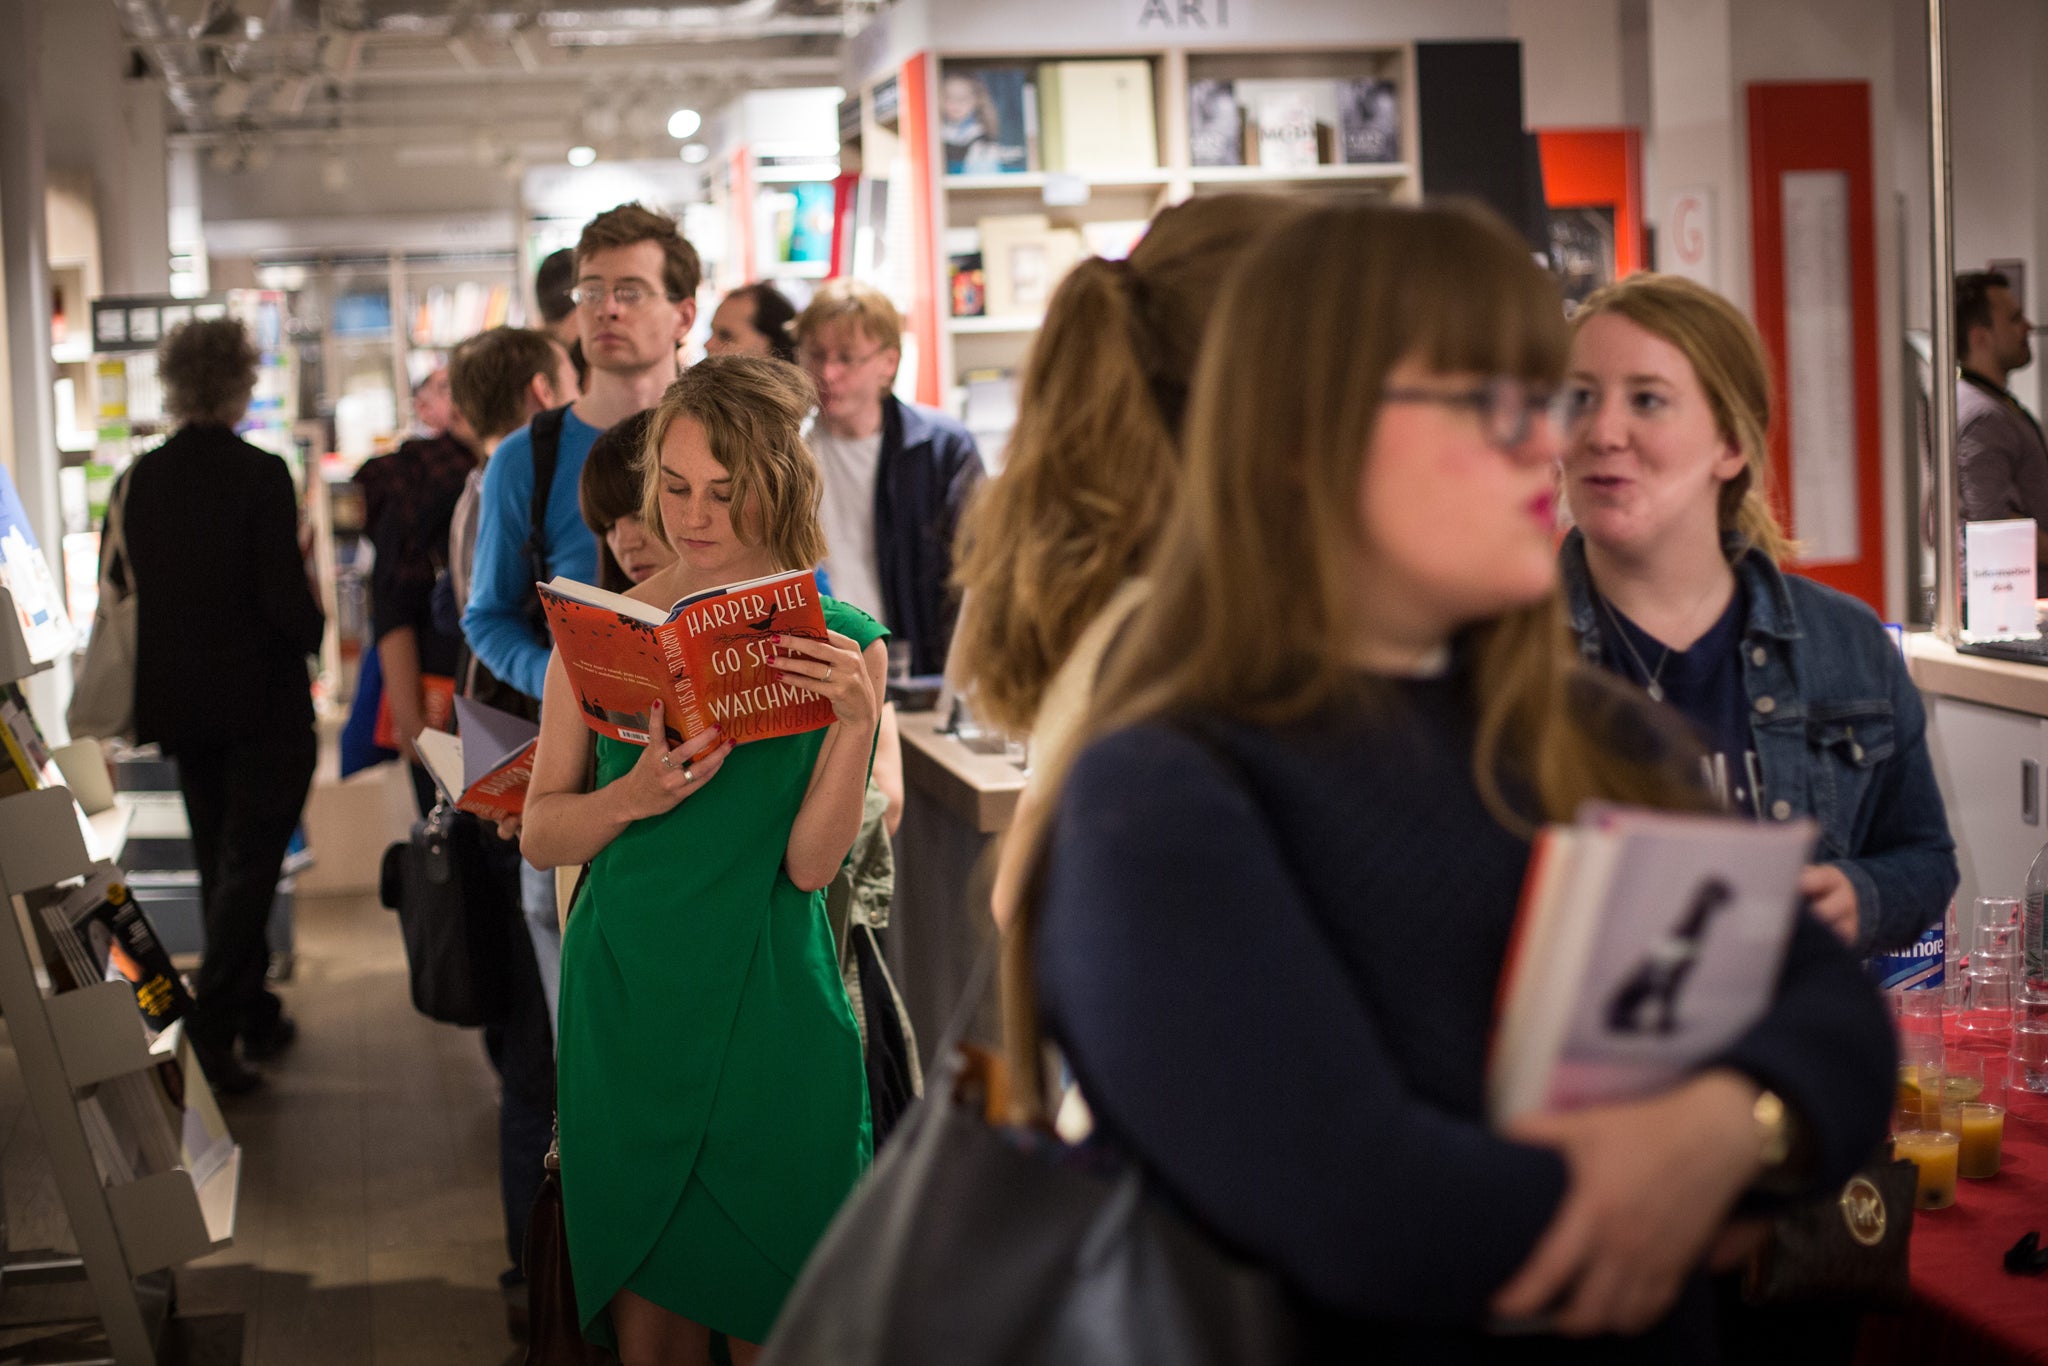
[567,145,597,167]
[681,143,710,165]
[667,108,701,140]
[445,33,481,72]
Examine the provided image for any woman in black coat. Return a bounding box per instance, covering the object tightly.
[118,317,324,1094]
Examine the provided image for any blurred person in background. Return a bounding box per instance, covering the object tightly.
[795,280,983,675]
[707,283,799,363]
[355,364,478,813]
[1019,201,1894,1361]
[948,195,1297,929]
[119,318,324,1096]
[536,246,588,392]
[1954,268,2048,580]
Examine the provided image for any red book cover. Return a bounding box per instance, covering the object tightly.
[373,672,457,751]
[539,569,833,747]
[417,697,540,823]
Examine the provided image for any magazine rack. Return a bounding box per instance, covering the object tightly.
[0,587,239,1363]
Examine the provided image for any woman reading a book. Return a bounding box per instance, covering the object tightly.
[950,194,1296,929]
[1017,201,1894,1359]
[522,356,887,1365]
[1556,273,1956,955]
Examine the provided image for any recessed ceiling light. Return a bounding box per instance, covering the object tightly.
[680,142,710,164]
[667,108,701,139]
[567,145,597,167]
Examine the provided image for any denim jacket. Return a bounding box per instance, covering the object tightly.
[1559,530,1957,953]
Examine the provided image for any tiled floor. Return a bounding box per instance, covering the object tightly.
[0,892,526,1365]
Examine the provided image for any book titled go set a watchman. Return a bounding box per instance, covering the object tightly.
[538,568,836,748]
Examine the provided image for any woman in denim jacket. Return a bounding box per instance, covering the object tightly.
[1558,273,1956,954]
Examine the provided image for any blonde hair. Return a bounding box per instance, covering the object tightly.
[950,195,1298,734]
[640,356,827,572]
[1002,201,1701,1105]
[793,277,902,357]
[1570,273,1795,563]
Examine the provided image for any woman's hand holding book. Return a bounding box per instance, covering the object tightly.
[616,702,732,820]
[1490,1069,1766,1336]
[770,631,878,738]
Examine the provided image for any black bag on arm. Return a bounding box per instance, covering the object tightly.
[378,803,520,1027]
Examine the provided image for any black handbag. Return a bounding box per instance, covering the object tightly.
[525,1125,616,1366]
[758,949,1300,1366]
[378,804,519,1028]
[1743,1156,1918,1308]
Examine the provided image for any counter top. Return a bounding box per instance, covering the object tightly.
[1906,632,2048,718]
[897,711,1026,834]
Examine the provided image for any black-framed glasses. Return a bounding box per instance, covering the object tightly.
[1379,377,1589,450]
[568,280,679,311]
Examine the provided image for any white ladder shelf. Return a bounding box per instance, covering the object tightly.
[0,588,239,1362]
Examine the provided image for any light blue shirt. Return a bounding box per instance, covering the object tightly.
[461,407,602,700]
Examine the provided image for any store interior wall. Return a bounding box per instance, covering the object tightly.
[39,0,169,297]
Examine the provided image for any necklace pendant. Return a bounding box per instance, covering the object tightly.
[1646,681,1665,702]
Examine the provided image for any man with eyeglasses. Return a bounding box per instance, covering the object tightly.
[462,201,700,1042]
[794,279,984,677]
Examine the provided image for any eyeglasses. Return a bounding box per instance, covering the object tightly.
[798,343,889,372]
[1379,377,1589,450]
[568,280,678,311]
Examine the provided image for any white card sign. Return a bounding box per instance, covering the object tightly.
[1963,518,2039,641]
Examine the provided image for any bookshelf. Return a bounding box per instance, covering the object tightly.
[0,589,240,1363]
[850,43,1421,463]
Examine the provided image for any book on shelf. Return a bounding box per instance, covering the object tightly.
[0,680,64,797]
[979,214,1084,319]
[1337,77,1403,164]
[942,66,1036,174]
[944,227,985,318]
[415,697,540,823]
[40,865,195,1035]
[1189,78,1245,167]
[0,461,76,666]
[1486,806,1816,1125]
[538,567,834,747]
[1038,60,1158,174]
[1244,84,1330,170]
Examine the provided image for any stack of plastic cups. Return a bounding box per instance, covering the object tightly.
[1944,897,1970,1013]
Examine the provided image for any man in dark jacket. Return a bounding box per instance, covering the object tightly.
[119,317,324,1095]
[796,280,983,676]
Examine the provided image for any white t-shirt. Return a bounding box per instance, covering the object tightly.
[812,425,887,623]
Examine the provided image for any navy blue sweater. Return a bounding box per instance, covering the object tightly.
[1036,672,1895,1361]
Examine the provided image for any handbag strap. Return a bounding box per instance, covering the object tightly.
[101,474,133,597]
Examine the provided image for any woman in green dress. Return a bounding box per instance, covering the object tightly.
[522,356,888,1365]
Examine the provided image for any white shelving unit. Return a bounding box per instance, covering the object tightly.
[0,589,239,1363]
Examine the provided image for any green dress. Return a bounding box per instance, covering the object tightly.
[559,598,886,1347]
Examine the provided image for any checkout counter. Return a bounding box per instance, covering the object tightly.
[888,711,1023,1061]
[1908,632,2048,914]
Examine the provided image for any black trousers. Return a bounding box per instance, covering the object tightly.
[176,729,318,1054]
[474,821,556,1276]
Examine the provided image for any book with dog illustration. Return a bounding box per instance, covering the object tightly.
[1486,806,1815,1123]
[538,568,833,747]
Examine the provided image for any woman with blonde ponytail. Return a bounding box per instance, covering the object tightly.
[951,195,1294,927]
[1558,273,1954,954]
[1020,203,1893,1359]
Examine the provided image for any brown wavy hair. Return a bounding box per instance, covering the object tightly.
[159,317,258,426]
[1569,273,1795,563]
[950,195,1299,733]
[640,356,826,572]
[1002,201,1702,1105]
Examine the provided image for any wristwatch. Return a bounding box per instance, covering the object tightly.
[1751,1088,1806,1196]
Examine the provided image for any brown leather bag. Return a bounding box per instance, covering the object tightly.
[1743,1157,1917,1308]
[524,1132,615,1366]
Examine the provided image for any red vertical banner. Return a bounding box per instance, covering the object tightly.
[827,171,859,281]
[1536,129,1645,276]
[729,146,757,286]
[899,52,941,407]
[1747,82,1884,611]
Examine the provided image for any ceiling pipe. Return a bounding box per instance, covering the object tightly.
[109,0,209,124]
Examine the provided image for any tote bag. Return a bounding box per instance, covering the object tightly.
[66,478,137,742]
[758,949,1300,1366]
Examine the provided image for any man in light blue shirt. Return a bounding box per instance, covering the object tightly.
[462,202,701,1029]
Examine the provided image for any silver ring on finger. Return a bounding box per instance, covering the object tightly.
[823,665,833,683]
[682,760,696,783]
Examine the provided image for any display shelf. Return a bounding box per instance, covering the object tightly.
[1184,162,1411,186]
[52,341,93,365]
[46,983,179,1091]
[84,803,133,865]
[0,787,94,896]
[0,587,55,683]
[943,170,1173,192]
[946,315,1041,334]
[105,1144,240,1275]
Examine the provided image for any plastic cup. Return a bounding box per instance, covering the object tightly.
[2014,1021,2048,1096]
[1894,1124,1961,1209]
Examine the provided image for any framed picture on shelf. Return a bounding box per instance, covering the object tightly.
[1189,79,1244,167]
[1549,205,1617,313]
[941,67,1035,175]
[1338,78,1403,164]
